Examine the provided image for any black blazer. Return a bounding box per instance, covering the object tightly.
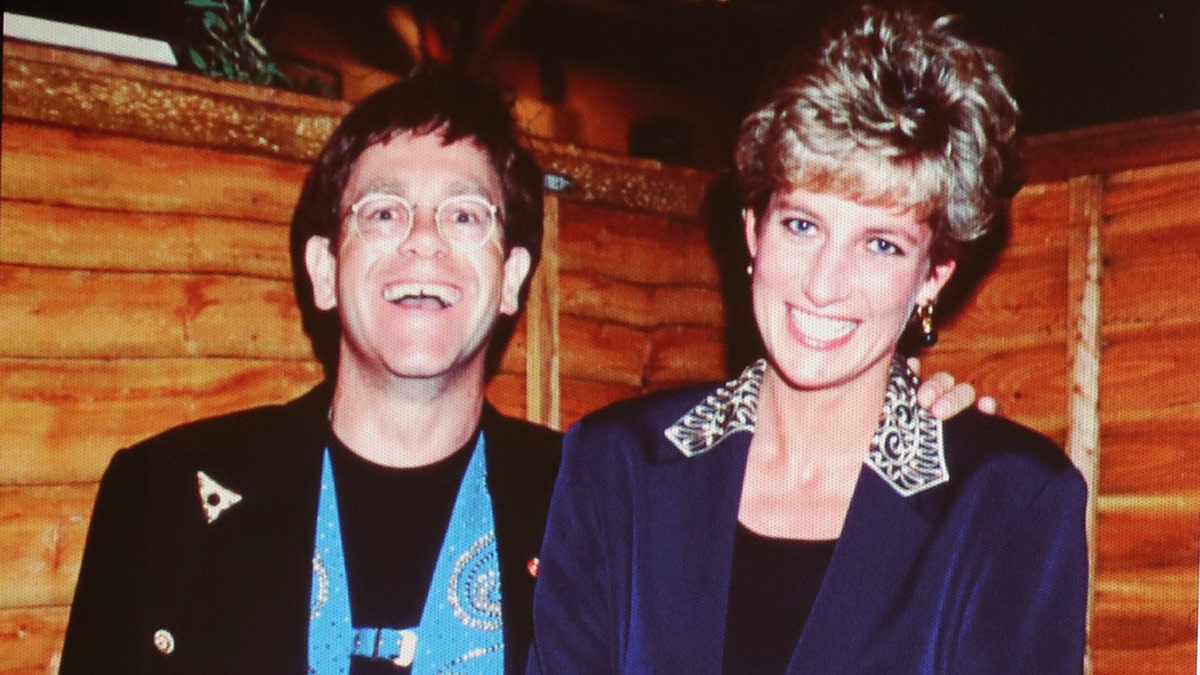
[60,384,562,674]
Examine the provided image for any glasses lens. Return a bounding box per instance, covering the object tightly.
[352,196,412,238]
[437,196,496,247]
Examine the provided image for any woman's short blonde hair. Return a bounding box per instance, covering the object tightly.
[735,3,1021,262]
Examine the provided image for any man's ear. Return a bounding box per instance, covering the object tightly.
[499,246,533,316]
[742,208,759,259]
[305,236,338,311]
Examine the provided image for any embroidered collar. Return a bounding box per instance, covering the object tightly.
[663,359,764,457]
[663,356,948,497]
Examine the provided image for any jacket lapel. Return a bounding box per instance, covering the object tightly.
[787,468,938,672]
[185,386,331,671]
[787,358,950,672]
[481,406,563,674]
[635,429,752,672]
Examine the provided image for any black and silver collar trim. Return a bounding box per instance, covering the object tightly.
[663,357,948,497]
[663,359,765,458]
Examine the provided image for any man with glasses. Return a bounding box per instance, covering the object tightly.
[61,65,984,674]
[61,66,556,675]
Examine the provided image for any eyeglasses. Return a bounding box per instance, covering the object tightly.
[345,193,500,250]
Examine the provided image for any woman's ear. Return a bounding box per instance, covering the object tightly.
[743,208,759,259]
[920,259,957,305]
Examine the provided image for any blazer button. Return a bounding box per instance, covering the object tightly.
[153,628,176,655]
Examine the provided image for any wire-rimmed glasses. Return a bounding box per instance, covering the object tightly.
[345,193,500,250]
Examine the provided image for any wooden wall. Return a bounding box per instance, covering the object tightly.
[3,39,1199,674]
[922,116,1200,673]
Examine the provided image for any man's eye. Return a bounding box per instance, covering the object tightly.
[449,208,479,224]
[366,206,401,222]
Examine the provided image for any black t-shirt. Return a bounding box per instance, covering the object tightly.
[722,523,837,674]
[327,431,476,673]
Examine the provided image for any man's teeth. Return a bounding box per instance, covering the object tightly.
[383,283,461,306]
[789,308,857,341]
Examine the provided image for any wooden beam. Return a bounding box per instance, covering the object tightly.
[525,193,562,429]
[1065,174,1104,674]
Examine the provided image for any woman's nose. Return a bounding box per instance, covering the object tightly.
[802,244,851,307]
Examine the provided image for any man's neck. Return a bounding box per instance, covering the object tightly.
[327,364,488,469]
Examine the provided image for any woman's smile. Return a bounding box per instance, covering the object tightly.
[787,305,858,346]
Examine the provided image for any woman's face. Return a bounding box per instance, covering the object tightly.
[745,187,955,392]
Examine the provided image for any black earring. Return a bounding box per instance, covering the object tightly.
[917,303,938,346]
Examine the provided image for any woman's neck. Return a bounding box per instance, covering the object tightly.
[738,359,893,539]
[755,360,891,472]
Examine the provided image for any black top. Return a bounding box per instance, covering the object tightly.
[722,523,837,674]
[330,431,477,673]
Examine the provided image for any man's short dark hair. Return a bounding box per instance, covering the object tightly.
[289,65,544,377]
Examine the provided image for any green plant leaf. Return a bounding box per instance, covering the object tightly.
[203,13,230,34]
[187,47,209,72]
[245,34,269,57]
[185,0,226,8]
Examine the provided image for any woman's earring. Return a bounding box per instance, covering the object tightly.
[917,303,938,346]
[746,262,754,277]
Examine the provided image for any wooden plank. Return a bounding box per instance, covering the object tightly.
[1099,325,1200,426]
[485,372,528,422]
[187,275,310,359]
[3,39,348,163]
[0,267,310,359]
[0,201,292,279]
[1102,211,1200,333]
[495,318,529,376]
[0,357,322,483]
[1024,110,1200,184]
[560,271,724,330]
[525,194,562,429]
[1103,158,1200,220]
[644,325,726,389]
[527,136,715,218]
[934,187,1071,354]
[1,120,307,223]
[920,346,1070,443]
[1092,566,1197,656]
[0,606,68,675]
[1100,421,1200,495]
[1064,175,1104,659]
[1091,643,1196,675]
[1011,179,1072,231]
[0,485,95,609]
[558,316,648,387]
[558,202,720,286]
[0,266,184,358]
[1095,493,1200,573]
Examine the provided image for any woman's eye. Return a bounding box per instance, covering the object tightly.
[781,217,816,235]
[868,238,904,256]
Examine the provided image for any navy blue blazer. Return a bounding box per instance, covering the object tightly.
[61,383,562,674]
[529,361,1088,674]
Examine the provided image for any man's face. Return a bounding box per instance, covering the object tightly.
[305,132,532,385]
